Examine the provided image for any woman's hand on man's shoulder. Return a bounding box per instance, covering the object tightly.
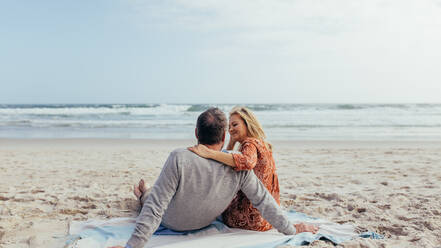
[188,144,213,159]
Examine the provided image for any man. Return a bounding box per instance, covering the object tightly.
[111,108,317,248]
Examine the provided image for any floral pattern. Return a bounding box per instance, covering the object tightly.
[222,138,280,231]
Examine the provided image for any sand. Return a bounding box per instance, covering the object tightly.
[0,139,440,247]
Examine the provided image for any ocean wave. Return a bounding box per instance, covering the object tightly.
[187,104,213,112]
[248,104,300,111]
[263,124,441,128]
[1,103,440,139]
[335,104,365,110]
[1,103,440,115]
[330,104,418,110]
[186,104,237,112]
[0,104,161,109]
[0,119,195,128]
[3,119,441,129]
[186,104,313,112]
[0,104,192,116]
[1,103,440,135]
[187,103,441,112]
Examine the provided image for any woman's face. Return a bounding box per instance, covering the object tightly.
[229,114,248,142]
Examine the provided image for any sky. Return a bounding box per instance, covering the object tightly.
[1,0,440,104]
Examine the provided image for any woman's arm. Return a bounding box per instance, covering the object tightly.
[231,141,258,170]
[209,149,236,167]
[188,140,258,171]
[188,145,236,167]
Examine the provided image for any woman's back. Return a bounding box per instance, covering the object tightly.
[222,137,280,231]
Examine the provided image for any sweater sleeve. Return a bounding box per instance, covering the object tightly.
[239,170,296,235]
[126,152,180,248]
[232,141,258,171]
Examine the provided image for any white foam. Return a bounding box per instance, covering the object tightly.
[0,104,193,116]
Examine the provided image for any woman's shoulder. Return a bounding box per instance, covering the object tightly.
[242,137,265,149]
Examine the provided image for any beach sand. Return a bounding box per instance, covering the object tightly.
[0,139,440,247]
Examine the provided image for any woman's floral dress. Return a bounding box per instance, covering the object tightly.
[222,137,280,231]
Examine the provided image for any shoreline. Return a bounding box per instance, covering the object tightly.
[2,138,441,149]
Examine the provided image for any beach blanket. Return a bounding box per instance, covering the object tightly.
[64,211,382,248]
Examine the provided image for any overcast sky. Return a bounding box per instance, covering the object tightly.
[1,0,440,104]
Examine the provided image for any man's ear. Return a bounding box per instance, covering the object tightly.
[195,128,198,140]
[221,131,226,142]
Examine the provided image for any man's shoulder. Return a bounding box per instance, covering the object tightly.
[169,148,194,158]
[169,148,237,169]
[170,148,188,155]
[168,148,205,163]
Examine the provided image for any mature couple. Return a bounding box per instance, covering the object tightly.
[111,107,318,248]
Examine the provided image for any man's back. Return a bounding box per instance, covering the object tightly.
[161,148,246,230]
[126,148,295,248]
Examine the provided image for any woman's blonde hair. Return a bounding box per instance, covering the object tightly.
[229,106,272,151]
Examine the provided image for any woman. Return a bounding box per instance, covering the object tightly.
[188,106,279,231]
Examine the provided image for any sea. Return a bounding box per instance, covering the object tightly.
[0,103,440,140]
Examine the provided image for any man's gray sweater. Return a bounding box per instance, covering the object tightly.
[126,148,296,248]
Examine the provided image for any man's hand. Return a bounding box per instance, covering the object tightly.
[188,144,213,159]
[294,222,319,234]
